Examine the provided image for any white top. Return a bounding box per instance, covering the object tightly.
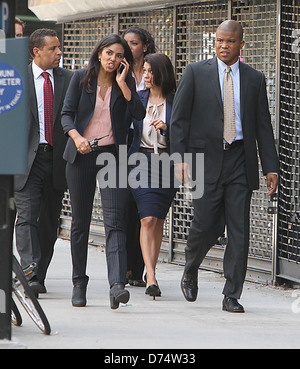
[32,60,54,144]
[135,73,147,92]
[140,99,167,153]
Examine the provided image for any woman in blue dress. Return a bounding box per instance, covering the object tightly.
[128,53,177,299]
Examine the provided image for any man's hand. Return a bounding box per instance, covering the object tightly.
[266,173,278,196]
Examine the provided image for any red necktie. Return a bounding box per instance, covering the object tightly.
[42,72,53,146]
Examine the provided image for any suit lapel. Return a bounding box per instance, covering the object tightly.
[209,57,223,110]
[166,99,172,126]
[53,68,64,124]
[139,90,149,136]
[28,64,39,124]
[110,80,122,118]
[139,89,150,109]
[239,61,248,122]
[88,78,97,108]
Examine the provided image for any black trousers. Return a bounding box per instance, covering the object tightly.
[66,148,129,288]
[15,147,65,283]
[125,191,144,280]
[185,144,253,299]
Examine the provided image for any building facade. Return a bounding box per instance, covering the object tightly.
[30,0,300,285]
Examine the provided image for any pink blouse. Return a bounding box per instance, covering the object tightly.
[83,85,115,146]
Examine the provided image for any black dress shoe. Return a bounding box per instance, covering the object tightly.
[181,271,198,302]
[110,283,130,310]
[129,279,146,287]
[222,296,245,313]
[27,276,45,297]
[72,285,87,307]
[39,283,47,294]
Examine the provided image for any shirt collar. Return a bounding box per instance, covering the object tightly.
[217,57,240,76]
[32,60,54,80]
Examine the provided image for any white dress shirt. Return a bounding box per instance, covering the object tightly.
[217,57,243,141]
[32,61,54,144]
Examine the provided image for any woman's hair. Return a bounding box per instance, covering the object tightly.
[122,26,156,56]
[144,53,176,100]
[82,34,133,92]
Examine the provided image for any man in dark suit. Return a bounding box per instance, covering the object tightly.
[14,29,73,295]
[170,20,279,313]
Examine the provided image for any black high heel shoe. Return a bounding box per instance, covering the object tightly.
[145,284,161,300]
[110,283,130,309]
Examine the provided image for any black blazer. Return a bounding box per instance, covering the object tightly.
[170,57,279,190]
[14,64,73,192]
[128,89,173,156]
[61,69,145,164]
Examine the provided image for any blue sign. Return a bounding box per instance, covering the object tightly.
[0,1,9,33]
[0,62,24,114]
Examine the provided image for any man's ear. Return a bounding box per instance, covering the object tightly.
[33,47,40,58]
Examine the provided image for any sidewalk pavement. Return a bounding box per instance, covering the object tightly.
[5,238,300,349]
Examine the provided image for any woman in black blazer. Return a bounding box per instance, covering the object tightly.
[61,34,145,309]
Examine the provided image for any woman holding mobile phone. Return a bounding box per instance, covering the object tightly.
[61,34,145,309]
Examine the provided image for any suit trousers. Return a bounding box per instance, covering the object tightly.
[14,147,65,282]
[185,144,253,299]
[66,148,129,288]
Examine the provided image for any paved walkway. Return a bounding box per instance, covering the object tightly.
[4,238,300,349]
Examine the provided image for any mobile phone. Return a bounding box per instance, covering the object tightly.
[118,63,124,73]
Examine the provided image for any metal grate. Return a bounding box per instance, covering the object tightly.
[176,1,228,78]
[118,8,174,62]
[63,16,117,71]
[277,0,300,272]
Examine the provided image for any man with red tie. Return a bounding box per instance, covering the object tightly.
[14,29,73,295]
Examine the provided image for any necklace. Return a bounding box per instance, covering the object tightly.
[98,76,112,88]
[98,82,111,89]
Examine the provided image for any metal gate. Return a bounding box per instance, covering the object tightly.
[277,0,300,283]
[59,0,300,285]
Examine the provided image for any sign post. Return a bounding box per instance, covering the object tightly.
[0,0,27,341]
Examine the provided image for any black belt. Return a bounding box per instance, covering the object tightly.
[38,144,53,152]
[139,147,167,154]
[223,140,243,151]
[93,144,116,153]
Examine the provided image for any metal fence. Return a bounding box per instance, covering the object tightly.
[277,0,300,283]
[59,0,300,285]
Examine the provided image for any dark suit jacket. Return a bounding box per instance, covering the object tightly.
[14,64,73,192]
[128,89,173,155]
[61,69,145,164]
[170,57,279,190]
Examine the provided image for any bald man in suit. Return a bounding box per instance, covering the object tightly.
[170,20,279,312]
